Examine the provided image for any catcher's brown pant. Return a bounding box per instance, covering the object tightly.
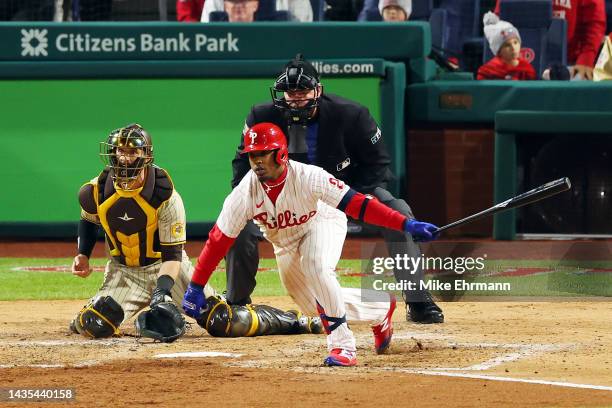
[84,251,215,325]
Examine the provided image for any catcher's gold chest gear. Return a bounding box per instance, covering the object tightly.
[79,166,174,267]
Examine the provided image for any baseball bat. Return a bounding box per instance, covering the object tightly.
[434,177,572,234]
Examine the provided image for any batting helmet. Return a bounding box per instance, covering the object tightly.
[242,123,288,165]
[100,124,153,189]
[270,54,321,125]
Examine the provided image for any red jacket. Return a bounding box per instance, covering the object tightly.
[477,56,537,80]
[495,0,607,66]
[177,0,205,22]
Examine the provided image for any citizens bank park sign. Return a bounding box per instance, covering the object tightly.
[15,27,239,59]
[24,30,238,56]
[0,22,428,62]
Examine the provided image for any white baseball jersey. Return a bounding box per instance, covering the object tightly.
[217,160,347,247]
[215,160,391,352]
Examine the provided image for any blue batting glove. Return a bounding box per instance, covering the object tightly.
[182,282,208,319]
[405,219,440,242]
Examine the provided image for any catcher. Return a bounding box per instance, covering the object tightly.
[70,123,321,343]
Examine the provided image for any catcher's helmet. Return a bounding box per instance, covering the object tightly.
[100,124,153,190]
[270,54,321,125]
[242,123,288,165]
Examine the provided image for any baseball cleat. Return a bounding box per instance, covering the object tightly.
[407,291,444,324]
[324,348,357,367]
[372,294,396,354]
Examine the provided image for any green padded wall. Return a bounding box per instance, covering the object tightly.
[0,78,380,224]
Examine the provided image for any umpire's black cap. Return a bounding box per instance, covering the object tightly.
[274,53,320,91]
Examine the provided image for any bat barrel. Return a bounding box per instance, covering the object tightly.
[433,177,571,234]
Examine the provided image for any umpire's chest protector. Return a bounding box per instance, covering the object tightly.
[81,167,174,267]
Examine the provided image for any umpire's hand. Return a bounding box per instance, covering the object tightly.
[72,254,92,278]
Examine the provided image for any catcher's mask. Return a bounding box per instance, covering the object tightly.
[100,124,153,190]
[270,53,322,126]
[242,123,288,165]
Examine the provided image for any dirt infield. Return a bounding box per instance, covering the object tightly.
[1,240,611,407]
[0,298,611,407]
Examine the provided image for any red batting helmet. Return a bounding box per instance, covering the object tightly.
[242,122,288,165]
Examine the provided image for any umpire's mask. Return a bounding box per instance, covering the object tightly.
[270,53,322,126]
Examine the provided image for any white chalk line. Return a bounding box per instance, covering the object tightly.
[435,342,574,371]
[155,351,243,359]
[0,339,132,346]
[393,369,612,391]
[0,361,98,369]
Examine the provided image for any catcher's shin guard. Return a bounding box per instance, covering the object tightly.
[199,296,254,337]
[287,309,324,334]
[199,296,324,337]
[253,305,319,335]
[73,296,124,338]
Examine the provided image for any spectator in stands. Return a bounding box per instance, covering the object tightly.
[326,0,364,21]
[495,0,607,80]
[478,12,536,80]
[379,0,411,21]
[200,0,312,22]
[177,0,205,22]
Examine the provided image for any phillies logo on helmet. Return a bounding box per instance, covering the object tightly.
[249,130,258,145]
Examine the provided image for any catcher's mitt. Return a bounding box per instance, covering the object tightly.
[135,302,186,343]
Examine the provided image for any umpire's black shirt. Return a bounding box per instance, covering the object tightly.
[231,93,393,194]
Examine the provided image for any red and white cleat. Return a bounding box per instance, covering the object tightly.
[324,348,357,367]
[372,294,396,354]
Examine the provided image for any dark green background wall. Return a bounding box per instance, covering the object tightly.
[1,78,380,223]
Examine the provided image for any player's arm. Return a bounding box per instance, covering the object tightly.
[183,183,251,318]
[231,111,257,188]
[314,170,439,242]
[349,106,392,193]
[338,189,439,242]
[152,191,189,306]
[72,182,100,278]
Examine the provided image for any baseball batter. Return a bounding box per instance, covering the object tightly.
[183,123,439,366]
[70,124,318,340]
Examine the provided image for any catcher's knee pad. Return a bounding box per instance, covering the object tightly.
[199,296,256,337]
[73,296,124,338]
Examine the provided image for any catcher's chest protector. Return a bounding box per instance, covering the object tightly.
[83,167,173,267]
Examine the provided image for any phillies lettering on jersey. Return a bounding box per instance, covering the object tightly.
[215,160,350,248]
[253,210,317,230]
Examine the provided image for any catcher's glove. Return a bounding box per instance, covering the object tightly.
[135,302,186,343]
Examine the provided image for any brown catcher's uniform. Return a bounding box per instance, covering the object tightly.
[75,165,215,326]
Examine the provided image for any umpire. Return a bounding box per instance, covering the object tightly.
[227,54,443,324]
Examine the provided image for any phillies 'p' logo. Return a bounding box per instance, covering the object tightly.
[249,130,258,145]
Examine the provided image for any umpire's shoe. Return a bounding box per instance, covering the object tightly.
[407,292,444,324]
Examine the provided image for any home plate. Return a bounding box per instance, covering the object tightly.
[154,351,243,359]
